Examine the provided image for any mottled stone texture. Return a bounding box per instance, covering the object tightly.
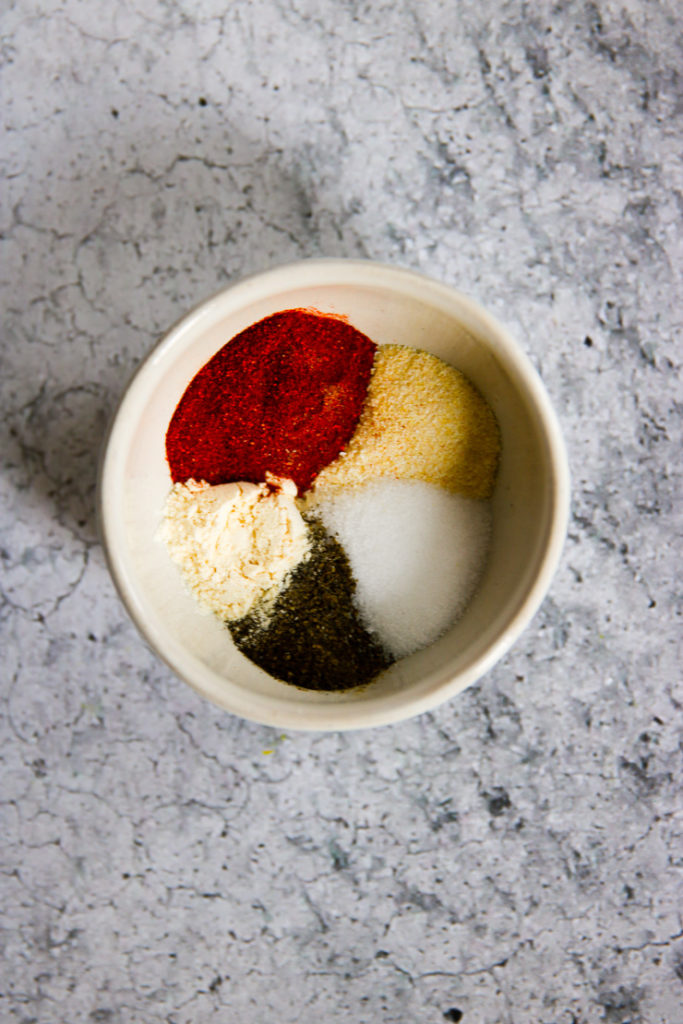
[1,1,681,1022]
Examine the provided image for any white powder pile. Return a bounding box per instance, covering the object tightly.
[315,478,492,659]
[158,476,309,620]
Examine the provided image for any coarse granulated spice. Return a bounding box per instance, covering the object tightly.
[165,309,376,494]
[228,517,392,691]
[309,344,501,501]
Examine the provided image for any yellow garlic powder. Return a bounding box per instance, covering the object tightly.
[309,344,501,502]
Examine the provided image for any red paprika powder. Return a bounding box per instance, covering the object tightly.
[166,309,376,493]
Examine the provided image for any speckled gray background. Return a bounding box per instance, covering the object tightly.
[1,1,681,1022]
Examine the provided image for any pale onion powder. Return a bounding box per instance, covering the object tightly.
[158,477,310,621]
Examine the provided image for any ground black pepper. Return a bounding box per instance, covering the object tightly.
[228,517,392,691]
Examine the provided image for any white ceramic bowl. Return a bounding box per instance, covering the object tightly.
[98,259,570,731]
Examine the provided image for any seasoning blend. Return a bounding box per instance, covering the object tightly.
[159,309,502,692]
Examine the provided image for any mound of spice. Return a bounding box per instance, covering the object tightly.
[159,475,309,620]
[160,310,503,693]
[315,478,492,659]
[166,309,377,494]
[228,517,392,691]
[310,344,500,501]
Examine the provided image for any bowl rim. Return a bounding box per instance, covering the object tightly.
[98,257,570,731]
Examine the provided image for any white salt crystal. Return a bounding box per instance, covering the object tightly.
[314,479,492,659]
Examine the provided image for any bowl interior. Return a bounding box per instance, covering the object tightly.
[100,262,568,730]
